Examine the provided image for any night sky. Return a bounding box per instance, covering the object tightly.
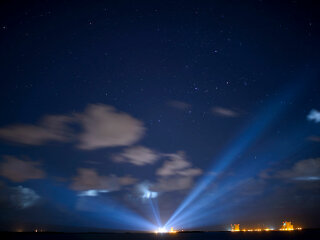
[0,0,320,232]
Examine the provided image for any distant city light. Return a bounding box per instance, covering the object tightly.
[230,221,302,232]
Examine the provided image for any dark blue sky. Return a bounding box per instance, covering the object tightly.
[0,0,319,231]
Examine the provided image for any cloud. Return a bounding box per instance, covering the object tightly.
[0,115,73,145]
[156,151,201,177]
[177,168,203,176]
[70,168,136,192]
[211,107,238,117]
[0,104,145,150]
[307,109,320,123]
[135,182,158,199]
[153,151,202,192]
[9,185,40,208]
[0,156,45,182]
[77,189,109,197]
[271,158,320,181]
[112,146,159,166]
[152,176,194,192]
[111,149,202,192]
[76,104,145,150]
[118,175,137,185]
[167,100,191,110]
[294,176,320,181]
[0,184,40,209]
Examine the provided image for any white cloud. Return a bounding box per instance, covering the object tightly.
[154,151,202,192]
[0,104,145,150]
[118,175,137,185]
[167,100,191,110]
[211,107,238,117]
[272,158,320,181]
[0,115,73,145]
[177,168,203,176]
[156,151,201,177]
[112,146,159,166]
[76,104,145,150]
[0,156,45,182]
[70,168,136,192]
[152,176,194,192]
[307,109,320,123]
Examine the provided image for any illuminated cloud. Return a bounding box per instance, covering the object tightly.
[294,176,320,181]
[0,156,45,182]
[211,107,238,117]
[112,146,159,166]
[307,109,320,123]
[152,176,194,192]
[167,100,191,110]
[274,158,320,181]
[157,151,201,177]
[0,115,73,145]
[136,182,158,199]
[0,104,145,150]
[78,189,109,197]
[157,152,190,176]
[118,176,137,185]
[154,152,202,192]
[177,168,203,176]
[0,184,40,209]
[143,191,158,199]
[71,168,136,192]
[10,185,40,208]
[76,104,145,150]
[0,182,41,211]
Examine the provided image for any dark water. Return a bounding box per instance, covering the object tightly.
[2,231,320,240]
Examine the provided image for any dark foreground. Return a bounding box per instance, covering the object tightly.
[2,230,320,240]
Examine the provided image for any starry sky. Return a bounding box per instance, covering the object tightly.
[0,0,320,232]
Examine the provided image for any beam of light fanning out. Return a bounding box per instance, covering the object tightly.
[166,84,300,227]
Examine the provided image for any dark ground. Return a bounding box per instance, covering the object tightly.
[2,230,320,240]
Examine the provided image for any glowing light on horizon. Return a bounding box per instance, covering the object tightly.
[228,221,302,232]
[154,227,167,233]
[280,221,294,231]
[154,226,177,234]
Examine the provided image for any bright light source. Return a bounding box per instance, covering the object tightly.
[154,226,178,234]
[155,227,167,233]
